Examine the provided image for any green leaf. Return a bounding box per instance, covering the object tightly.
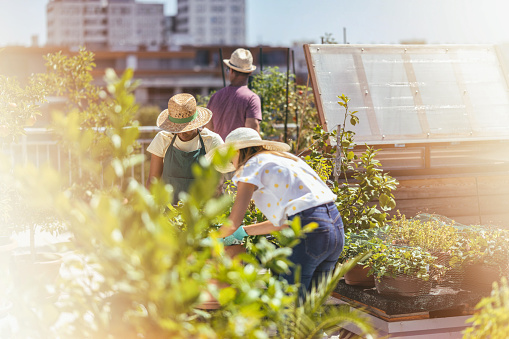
[218,286,237,304]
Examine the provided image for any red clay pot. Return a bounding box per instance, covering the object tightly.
[375,275,432,297]
[344,264,375,287]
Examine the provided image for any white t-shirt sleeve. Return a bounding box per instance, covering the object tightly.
[201,128,224,152]
[232,158,264,189]
[147,131,172,158]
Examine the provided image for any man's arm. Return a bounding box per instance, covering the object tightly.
[245,118,260,134]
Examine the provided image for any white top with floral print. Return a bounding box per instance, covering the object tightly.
[232,152,337,226]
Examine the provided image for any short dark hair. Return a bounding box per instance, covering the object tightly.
[231,68,250,77]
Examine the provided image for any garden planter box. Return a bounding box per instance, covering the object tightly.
[375,275,431,297]
[344,264,375,287]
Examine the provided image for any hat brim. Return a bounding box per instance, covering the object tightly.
[156,106,212,133]
[223,59,256,73]
[206,139,291,173]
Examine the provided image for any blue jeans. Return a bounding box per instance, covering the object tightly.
[282,202,345,300]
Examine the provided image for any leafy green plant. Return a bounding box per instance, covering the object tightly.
[463,277,509,339]
[250,66,318,151]
[451,226,509,275]
[0,72,48,142]
[367,243,443,282]
[134,104,162,126]
[387,213,459,253]
[303,95,398,231]
[338,229,381,264]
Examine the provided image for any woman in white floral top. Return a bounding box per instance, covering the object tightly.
[210,127,345,298]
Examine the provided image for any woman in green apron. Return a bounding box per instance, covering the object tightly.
[146,93,224,204]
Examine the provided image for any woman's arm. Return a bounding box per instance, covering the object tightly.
[219,181,256,237]
[146,154,164,188]
[220,181,289,238]
[243,220,289,235]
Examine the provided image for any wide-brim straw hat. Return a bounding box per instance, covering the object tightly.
[207,127,290,173]
[157,93,212,133]
[223,48,257,73]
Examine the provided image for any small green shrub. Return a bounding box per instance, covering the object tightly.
[452,226,509,274]
[250,67,318,151]
[388,213,459,253]
[134,105,161,126]
[367,244,443,282]
[304,95,398,231]
[338,229,382,264]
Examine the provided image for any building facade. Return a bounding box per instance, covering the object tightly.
[47,0,164,51]
[0,45,290,111]
[170,0,246,46]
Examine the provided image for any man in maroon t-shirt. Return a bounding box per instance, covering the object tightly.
[206,48,262,141]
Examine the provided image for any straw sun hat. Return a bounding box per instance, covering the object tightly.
[207,127,290,173]
[223,48,257,73]
[157,93,212,133]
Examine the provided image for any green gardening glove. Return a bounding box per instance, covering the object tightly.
[223,226,248,246]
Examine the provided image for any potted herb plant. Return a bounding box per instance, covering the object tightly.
[338,229,382,287]
[367,243,444,297]
[387,213,462,288]
[455,226,509,292]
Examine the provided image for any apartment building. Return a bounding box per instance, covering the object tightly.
[47,0,164,51]
[171,0,246,46]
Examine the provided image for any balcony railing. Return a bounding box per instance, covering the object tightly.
[3,127,160,186]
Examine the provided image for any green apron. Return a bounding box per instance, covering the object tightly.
[162,131,206,204]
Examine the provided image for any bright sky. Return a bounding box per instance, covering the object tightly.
[1,0,509,47]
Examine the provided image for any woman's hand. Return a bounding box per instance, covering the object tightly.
[218,181,256,237]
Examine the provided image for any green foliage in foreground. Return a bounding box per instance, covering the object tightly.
[4,49,374,338]
[464,277,509,339]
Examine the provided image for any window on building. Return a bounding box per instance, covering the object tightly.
[212,5,225,12]
[211,16,224,24]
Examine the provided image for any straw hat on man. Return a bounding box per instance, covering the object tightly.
[205,48,262,141]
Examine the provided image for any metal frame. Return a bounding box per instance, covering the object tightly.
[304,44,509,146]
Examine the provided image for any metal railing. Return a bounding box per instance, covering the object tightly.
[2,127,160,186]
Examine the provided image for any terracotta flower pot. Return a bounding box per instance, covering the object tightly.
[344,264,375,287]
[375,275,432,297]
